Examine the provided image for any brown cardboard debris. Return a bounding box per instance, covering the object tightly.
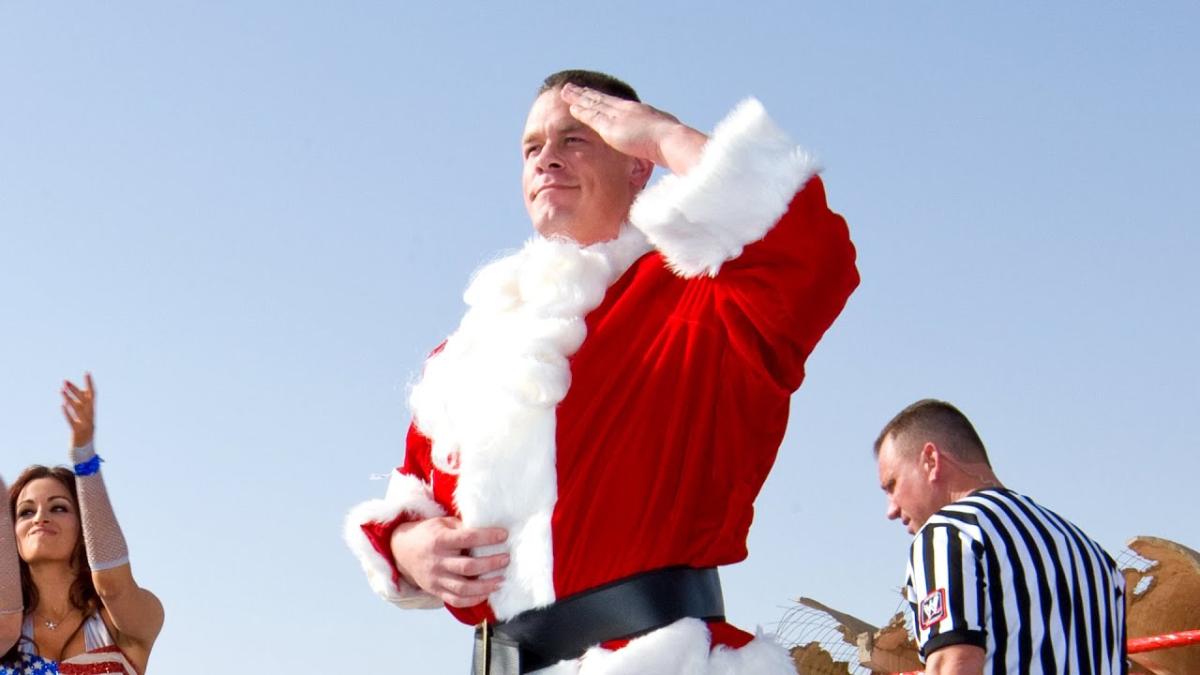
[1124,536,1200,675]
[790,641,854,675]
[789,597,922,674]
[857,611,925,673]
[798,597,877,646]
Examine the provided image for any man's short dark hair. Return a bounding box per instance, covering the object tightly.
[538,69,640,103]
[874,399,991,466]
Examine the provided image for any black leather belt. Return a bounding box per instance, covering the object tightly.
[471,566,724,674]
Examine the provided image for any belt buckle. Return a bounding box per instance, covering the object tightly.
[473,619,522,675]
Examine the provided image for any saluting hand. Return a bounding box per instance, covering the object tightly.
[62,372,96,449]
[560,83,708,175]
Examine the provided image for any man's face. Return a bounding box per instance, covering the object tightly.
[877,435,949,535]
[521,89,643,245]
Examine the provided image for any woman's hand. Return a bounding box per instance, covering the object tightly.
[61,373,96,449]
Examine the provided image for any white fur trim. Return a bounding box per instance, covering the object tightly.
[343,470,446,608]
[531,618,796,675]
[409,226,651,619]
[630,98,820,278]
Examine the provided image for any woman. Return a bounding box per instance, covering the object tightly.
[0,374,163,674]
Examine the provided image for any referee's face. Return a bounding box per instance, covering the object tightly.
[877,437,945,535]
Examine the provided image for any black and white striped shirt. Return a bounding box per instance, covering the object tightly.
[905,487,1126,674]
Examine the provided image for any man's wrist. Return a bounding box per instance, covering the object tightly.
[656,123,708,175]
[389,520,423,587]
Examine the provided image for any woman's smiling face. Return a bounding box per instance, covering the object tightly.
[14,477,80,564]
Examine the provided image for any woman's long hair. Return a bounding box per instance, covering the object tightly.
[3,465,100,663]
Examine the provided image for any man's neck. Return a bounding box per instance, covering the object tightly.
[534,215,628,247]
[540,229,622,247]
[947,465,1004,503]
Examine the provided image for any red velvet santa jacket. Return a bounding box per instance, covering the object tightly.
[345,99,859,674]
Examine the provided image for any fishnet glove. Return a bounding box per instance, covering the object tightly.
[69,443,130,571]
[0,475,21,615]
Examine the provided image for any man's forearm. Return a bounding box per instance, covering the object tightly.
[925,644,986,675]
[655,123,708,176]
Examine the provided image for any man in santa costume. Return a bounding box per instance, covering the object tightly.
[345,70,859,674]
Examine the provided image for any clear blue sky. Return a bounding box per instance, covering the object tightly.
[2,3,1196,673]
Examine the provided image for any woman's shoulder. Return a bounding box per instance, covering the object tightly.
[88,607,148,675]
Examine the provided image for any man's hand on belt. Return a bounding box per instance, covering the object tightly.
[390,516,510,608]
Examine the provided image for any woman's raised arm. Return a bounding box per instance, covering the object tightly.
[0,473,23,655]
[62,375,164,650]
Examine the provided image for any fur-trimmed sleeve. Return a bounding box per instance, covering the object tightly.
[343,429,447,609]
[630,98,820,279]
[632,99,858,392]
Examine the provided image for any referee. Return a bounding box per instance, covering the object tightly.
[874,399,1127,674]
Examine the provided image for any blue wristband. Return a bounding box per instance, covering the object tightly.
[74,455,103,476]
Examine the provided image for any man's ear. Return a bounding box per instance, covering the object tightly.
[630,157,654,190]
[921,442,941,482]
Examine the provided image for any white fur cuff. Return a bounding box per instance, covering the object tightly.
[343,470,446,608]
[629,98,820,278]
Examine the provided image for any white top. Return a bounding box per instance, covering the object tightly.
[19,611,115,653]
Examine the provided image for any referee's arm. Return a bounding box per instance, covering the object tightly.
[925,644,984,674]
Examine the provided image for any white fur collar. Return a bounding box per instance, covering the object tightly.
[408,225,651,618]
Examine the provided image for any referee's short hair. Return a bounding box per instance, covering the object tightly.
[874,399,991,466]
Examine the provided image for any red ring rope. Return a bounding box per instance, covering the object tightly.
[890,628,1200,674]
[1127,628,1200,654]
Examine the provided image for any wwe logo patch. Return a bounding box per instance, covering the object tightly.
[919,588,947,628]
